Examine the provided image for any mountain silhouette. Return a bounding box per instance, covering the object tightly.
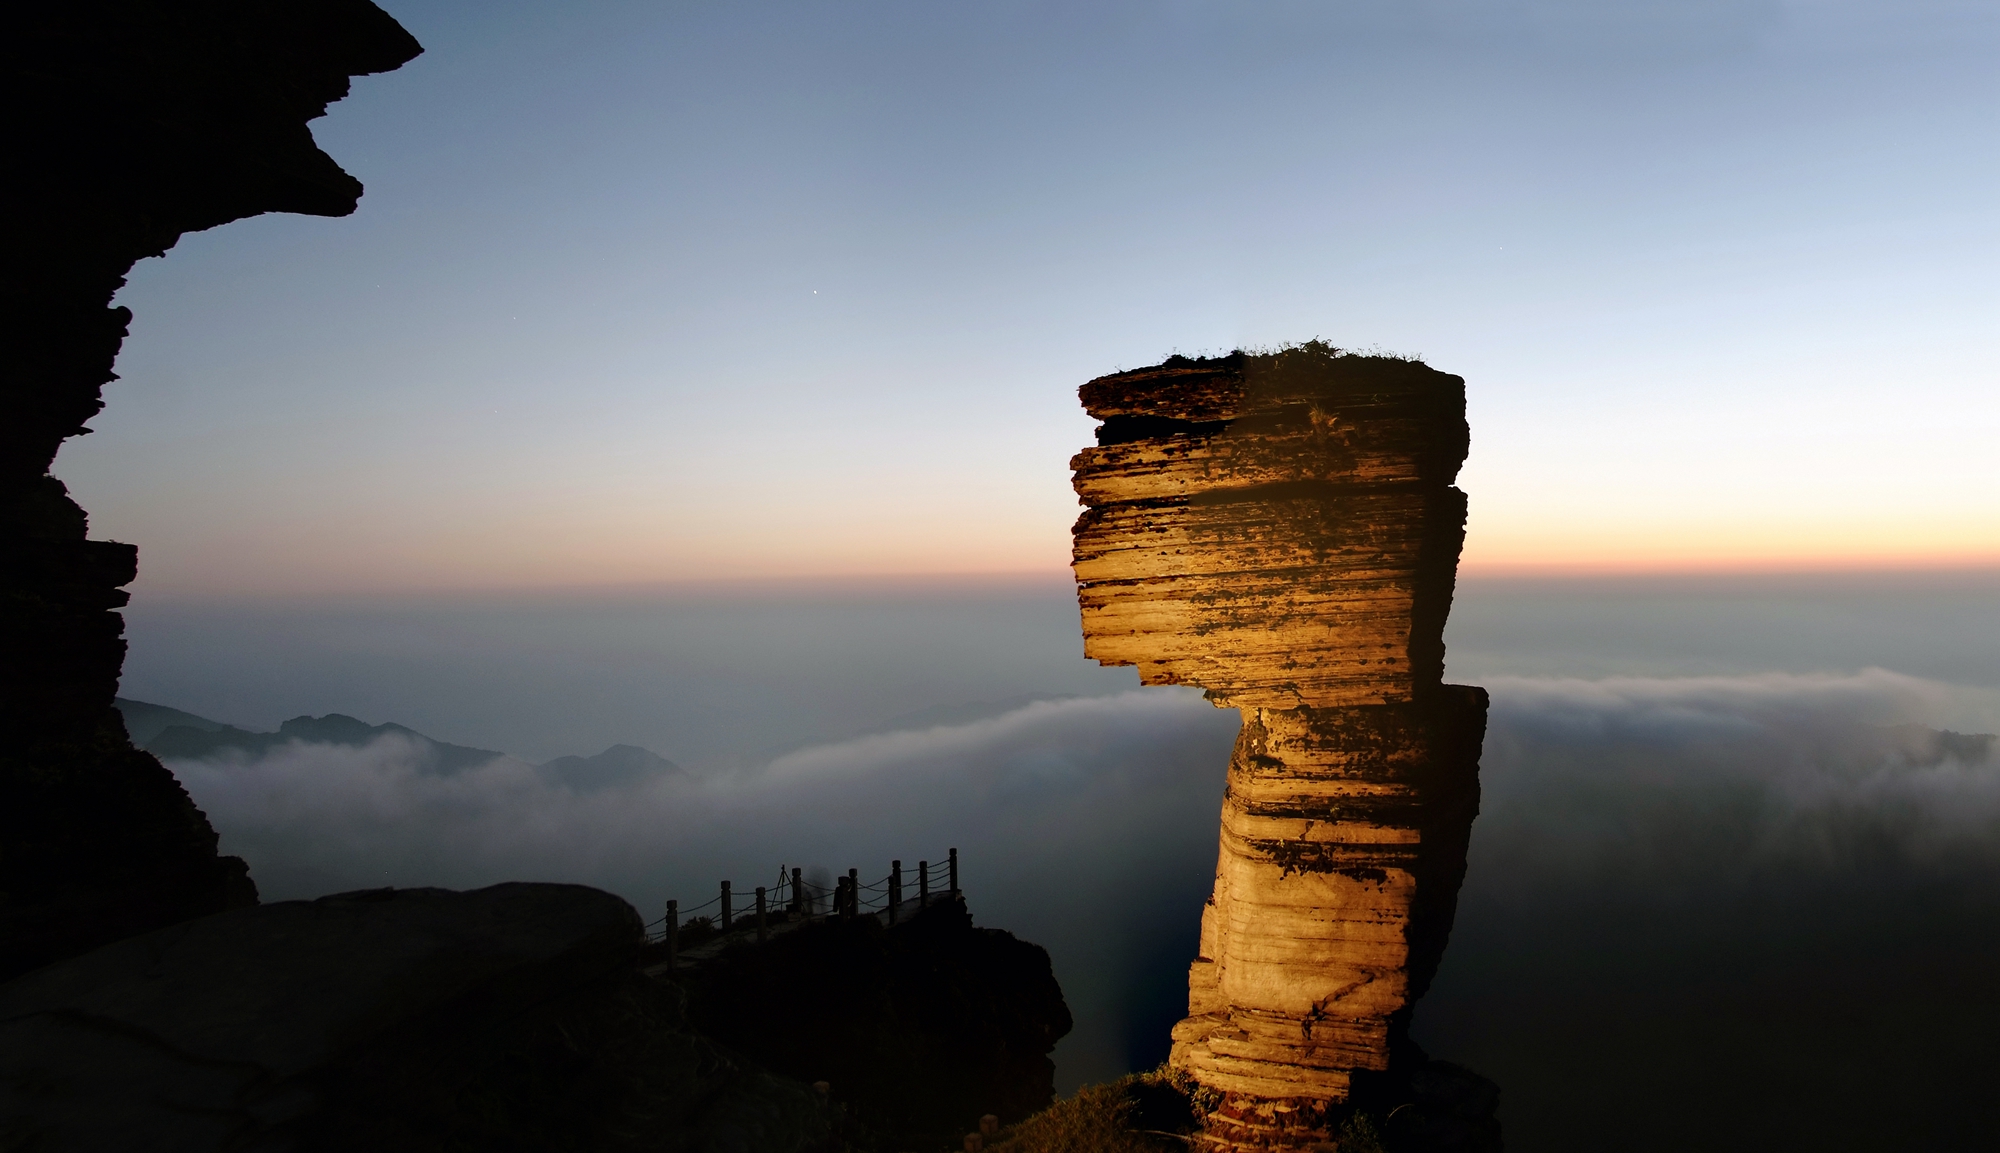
[117,698,680,786]
[538,744,683,791]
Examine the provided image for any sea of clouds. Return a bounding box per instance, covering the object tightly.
[171,668,2000,905]
[169,669,2000,1146]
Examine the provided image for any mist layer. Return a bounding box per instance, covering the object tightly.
[166,667,2000,1137]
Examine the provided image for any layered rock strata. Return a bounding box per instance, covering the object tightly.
[1070,346,1489,1149]
[0,3,421,981]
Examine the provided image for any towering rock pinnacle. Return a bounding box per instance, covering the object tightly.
[1070,344,1489,1150]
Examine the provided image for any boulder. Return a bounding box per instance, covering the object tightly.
[0,882,827,1152]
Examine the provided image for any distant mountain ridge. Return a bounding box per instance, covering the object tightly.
[115,698,234,746]
[537,744,680,790]
[116,698,681,790]
[143,712,507,776]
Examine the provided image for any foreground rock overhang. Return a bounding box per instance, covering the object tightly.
[1070,345,1490,1150]
[0,1,422,981]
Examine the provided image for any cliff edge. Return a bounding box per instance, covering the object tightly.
[0,3,422,981]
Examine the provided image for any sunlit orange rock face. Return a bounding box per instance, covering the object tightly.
[1070,346,1488,1150]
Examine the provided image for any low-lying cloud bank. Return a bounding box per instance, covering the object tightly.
[1425,670,2000,1152]
[1476,669,2000,881]
[171,689,1237,905]
[171,689,1244,1087]
[174,669,2000,900]
[170,669,2000,1118]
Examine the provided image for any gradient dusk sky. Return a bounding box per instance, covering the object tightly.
[55,0,1998,595]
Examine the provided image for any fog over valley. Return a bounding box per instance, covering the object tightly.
[130,571,2000,1150]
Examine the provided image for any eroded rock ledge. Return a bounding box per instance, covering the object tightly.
[0,881,1073,1152]
[1070,346,1497,1151]
[0,884,831,1152]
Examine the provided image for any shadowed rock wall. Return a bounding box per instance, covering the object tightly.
[1070,346,1494,1151]
[0,2,422,981]
[679,896,1074,1150]
[0,883,835,1152]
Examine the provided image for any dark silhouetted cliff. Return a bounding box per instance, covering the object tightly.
[0,1,421,982]
[0,884,835,1152]
[680,895,1073,1150]
[2,880,1074,1153]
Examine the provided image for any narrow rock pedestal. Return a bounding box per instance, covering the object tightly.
[1069,345,1492,1151]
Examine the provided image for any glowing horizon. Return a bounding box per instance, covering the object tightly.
[52,2,1996,601]
[115,548,2000,603]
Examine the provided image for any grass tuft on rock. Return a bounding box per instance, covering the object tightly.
[985,1068,1201,1153]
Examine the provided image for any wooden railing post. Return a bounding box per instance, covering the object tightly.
[919,860,930,908]
[721,880,732,931]
[791,867,804,916]
[756,886,768,943]
[889,859,902,924]
[847,868,859,918]
[949,847,959,897]
[666,899,678,974]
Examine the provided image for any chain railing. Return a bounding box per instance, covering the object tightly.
[647,848,961,972]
